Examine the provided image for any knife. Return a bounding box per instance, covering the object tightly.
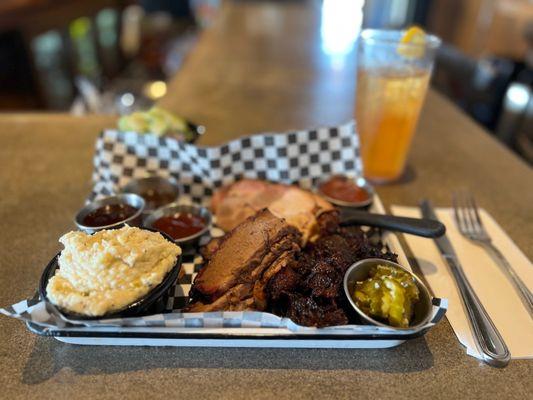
[340,209,445,238]
[420,199,511,367]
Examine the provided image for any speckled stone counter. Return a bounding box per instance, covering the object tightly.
[1,1,532,399]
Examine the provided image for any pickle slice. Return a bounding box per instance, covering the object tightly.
[353,265,420,328]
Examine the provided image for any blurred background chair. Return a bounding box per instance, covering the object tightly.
[426,0,533,164]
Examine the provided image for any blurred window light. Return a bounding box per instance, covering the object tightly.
[362,0,410,29]
[191,0,221,28]
[70,17,91,39]
[69,17,101,81]
[32,31,62,69]
[121,5,145,57]
[321,0,364,56]
[31,30,73,108]
[143,81,167,100]
[120,93,135,108]
[96,8,121,76]
[504,83,531,113]
[96,8,118,48]
[388,0,409,27]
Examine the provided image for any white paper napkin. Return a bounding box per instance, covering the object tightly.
[391,206,533,359]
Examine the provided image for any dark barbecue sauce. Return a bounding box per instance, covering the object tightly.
[139,188,177,210]
[82,204,138,227]
[153,213,206,240]
[319,175,370,204]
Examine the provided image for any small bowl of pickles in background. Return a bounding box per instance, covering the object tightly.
[343,258,433,329]
[117,107,205,143]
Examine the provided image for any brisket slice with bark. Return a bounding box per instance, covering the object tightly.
[185,209,301,312]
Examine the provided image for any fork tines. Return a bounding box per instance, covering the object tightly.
[452,191,487,240]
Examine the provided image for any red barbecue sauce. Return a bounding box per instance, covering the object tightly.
[319,175,370,204]
[82,204,138,227]
[153,213,206,240]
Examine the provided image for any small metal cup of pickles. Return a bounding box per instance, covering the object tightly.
[343,258,433,329]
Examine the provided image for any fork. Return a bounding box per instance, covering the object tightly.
[453,192,533,317]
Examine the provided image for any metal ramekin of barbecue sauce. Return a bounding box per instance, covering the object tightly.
[153,212,207,240]
[82,204,139,227]
[317,175,374,208]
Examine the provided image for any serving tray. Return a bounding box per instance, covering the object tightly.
[2,123,446,347]
[23,197,447,348]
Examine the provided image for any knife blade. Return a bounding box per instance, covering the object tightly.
[418,201,457,255]
[419,199,510,367]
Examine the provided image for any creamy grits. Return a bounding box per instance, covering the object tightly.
[46,226,181,316]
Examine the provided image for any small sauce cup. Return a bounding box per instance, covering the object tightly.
[121,176,180,212]
[343,258,433,329]
[317,175,374,209]
[143,203,212,246]
[75,194,145,234]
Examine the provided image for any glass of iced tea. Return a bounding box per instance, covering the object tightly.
[355,28,441,183]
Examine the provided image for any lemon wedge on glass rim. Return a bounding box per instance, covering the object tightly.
[397,26,426,59]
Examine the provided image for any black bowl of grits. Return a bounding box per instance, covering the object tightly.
[39,228,182,321]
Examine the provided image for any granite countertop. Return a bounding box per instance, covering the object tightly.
[1,1,532,399]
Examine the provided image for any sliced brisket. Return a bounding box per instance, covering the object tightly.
[186,209,301,312]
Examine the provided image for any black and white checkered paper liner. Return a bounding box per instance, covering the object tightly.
[1,121,448,334]
[2,297,448,335]
[90,122,362,203]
